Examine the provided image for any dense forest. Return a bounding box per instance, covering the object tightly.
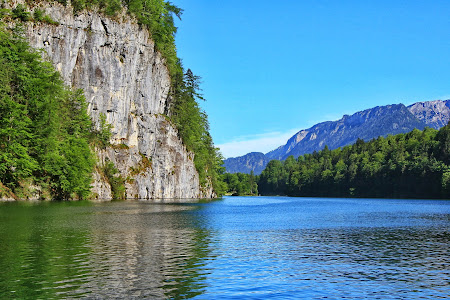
[221,172,258,196]
[0,25,95,200]
[258,125,450,199]
[0,0,225,199]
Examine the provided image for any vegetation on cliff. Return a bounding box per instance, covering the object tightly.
[257,125,450,199]
[0,26,95,200]
[51,0,225,194]
[170,67,226,194]
[0,0,225,198]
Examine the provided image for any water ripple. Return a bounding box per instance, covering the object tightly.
[0,198,448,299]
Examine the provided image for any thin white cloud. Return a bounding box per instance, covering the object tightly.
[217,128,301,158]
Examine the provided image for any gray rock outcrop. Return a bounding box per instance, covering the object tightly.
[407,100,450,129]
[6,1,213,199]
[266,103,426,161]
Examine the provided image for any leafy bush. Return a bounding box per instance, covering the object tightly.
[42,14,59,25]
[91,113,113,149]
[12,4,30,21]
[33,8,44,21]
[101,159,126,200]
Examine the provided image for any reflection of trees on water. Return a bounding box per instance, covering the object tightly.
[0,202,213,299]
[0,202,94,299]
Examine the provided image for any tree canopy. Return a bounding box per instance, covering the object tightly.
[220,172,258,196]
[258,126,450,199]
[0,0,225,198]
[0,25,95,200]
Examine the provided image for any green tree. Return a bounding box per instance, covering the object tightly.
[0,25,95,200]
[4,0,226,198]
[258,124,450,199]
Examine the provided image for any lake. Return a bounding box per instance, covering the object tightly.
[0,196,448,299]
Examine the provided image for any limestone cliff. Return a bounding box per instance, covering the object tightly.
[5,1,213,199]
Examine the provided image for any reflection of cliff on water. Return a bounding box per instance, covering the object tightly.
[0,201,213,299]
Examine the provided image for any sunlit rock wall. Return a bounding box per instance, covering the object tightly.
[5,0,213,199]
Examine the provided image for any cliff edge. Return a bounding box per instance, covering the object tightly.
[4,1,213,199]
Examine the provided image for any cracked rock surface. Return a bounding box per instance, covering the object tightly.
[9,1,213,200]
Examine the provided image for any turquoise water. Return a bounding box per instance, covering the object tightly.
[0,197,448,299]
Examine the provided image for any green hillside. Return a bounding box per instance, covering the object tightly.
[258,126,450,199]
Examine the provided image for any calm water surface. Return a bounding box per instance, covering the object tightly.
[0,197,448,299]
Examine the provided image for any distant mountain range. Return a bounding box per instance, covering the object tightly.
[223,99,450,174]
[222,152,271,175]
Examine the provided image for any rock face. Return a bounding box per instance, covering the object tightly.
[266,104,426,161]
[225,99,450,175]
[407,100,450,129]
[10,1,212,199]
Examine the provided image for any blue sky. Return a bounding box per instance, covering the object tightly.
[173,0,450,158]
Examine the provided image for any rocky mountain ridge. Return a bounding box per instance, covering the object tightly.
[223,152,270,175]
[224,99,450,175]
[5,0,214,199]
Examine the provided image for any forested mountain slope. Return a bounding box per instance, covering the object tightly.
[224,100,450,174]
[258,125,450,199]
